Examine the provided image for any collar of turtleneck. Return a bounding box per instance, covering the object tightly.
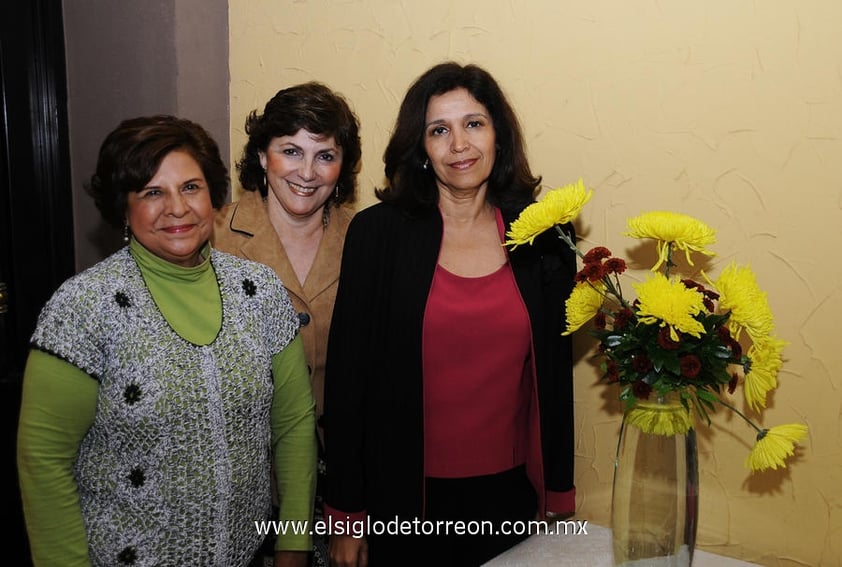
[129,237,212,282]
[128,238,221,345]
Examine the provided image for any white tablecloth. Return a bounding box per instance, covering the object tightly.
[483,523,759,566]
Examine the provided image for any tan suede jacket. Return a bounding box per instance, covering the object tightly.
[213,190,354,425]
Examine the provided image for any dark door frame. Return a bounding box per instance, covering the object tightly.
[1,1,75,564]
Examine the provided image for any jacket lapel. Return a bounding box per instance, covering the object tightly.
[301,207,350,300]
[229,191,304,298]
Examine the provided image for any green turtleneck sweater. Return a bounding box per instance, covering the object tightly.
[17,239,316,566]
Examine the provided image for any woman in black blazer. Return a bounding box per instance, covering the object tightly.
[324,62,577,567]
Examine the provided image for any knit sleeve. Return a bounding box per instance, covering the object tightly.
[243,257,300,356]
[270,334,317,551]
[17,349,98,567]
[29,270,112,380]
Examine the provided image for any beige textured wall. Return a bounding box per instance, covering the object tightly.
[64,0,229,270]
[229,2,842,565]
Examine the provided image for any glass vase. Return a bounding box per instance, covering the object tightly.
[611,398,699,567]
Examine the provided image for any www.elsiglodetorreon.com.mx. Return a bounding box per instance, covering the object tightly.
[255,517,590,539]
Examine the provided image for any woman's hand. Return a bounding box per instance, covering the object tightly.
[274,550,308,567]
[329,535,369,567]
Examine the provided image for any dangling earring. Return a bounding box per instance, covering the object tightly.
[263,170,268,192]
[422,158,429,170]
[334,184,340,201]
[123,222,130,243]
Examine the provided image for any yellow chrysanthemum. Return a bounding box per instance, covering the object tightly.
[625,211,716,270]
[625,402,694,436]
[714,263,775,343]
[743,338,786,411]
[745,424,808,473]
[505,179,593,248]
[562,281,606,336]
[633,273,705,340]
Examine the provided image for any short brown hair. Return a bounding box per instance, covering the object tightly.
[237,82,361,205]
[87,115,229,228]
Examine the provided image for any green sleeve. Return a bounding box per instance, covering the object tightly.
[17,349,98,567]
[271,334,317,551]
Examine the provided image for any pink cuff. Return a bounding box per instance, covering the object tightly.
[545,487,576,517]
[323,503,367,525]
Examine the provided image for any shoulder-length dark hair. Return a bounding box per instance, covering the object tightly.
[377,62,541,213]
[86,115,229,228]
[237,82,361,205]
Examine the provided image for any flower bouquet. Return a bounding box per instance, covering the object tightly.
[504,179,807,472]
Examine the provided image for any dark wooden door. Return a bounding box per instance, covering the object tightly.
[1,1,75,564]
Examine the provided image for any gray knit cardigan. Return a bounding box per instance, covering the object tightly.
[31,247,298,567]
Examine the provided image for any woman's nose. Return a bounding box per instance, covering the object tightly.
[299,157,317,181]
[450,129,469,153]
[165,191,189,215]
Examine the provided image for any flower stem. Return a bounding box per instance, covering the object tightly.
[553,224,633,309]
[664,242,674,278]
[553,225,584,258]
[714,397,764,435]
[610,273,632,309]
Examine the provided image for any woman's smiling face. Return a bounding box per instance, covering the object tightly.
[424,87,496,198]
[260,129,343,221]
[126,149,214,267]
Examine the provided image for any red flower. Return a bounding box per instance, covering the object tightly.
[683,279,719,309]
[613,308,634,330]
[703,288,720,301]
[717,326,742,359]
[594,311,607,330]
[578,262,606,282]
[681,279,703,291]
[730,340,742,359]
[680,354,702,378]
[631,353,653,373]
[657,327,680,350]
[632,380,652,400]
[604,257,627,275]
[583,246,612,263]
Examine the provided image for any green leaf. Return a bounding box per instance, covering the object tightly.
[713,346,732,359]
[697,389,719,404]
[605,335,624,348]
[664,355,681,375]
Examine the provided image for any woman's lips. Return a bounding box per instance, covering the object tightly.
[163,224,195,234]
[449,158,477,169]
[288,181,318,195]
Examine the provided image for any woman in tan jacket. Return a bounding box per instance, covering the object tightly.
[213,82,361,567]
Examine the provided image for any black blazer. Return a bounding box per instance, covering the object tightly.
[323,202,577,520]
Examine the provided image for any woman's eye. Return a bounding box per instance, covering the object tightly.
[282,148,299,156]
[140,189,160,198]
[184,183,199,192]
[467,120,482,128]
[430,126,447,136]
[318,153,335,162]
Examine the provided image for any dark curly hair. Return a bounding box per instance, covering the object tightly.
[237,82,361,205]
[378,62,541,213]
[86,115,229,228]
